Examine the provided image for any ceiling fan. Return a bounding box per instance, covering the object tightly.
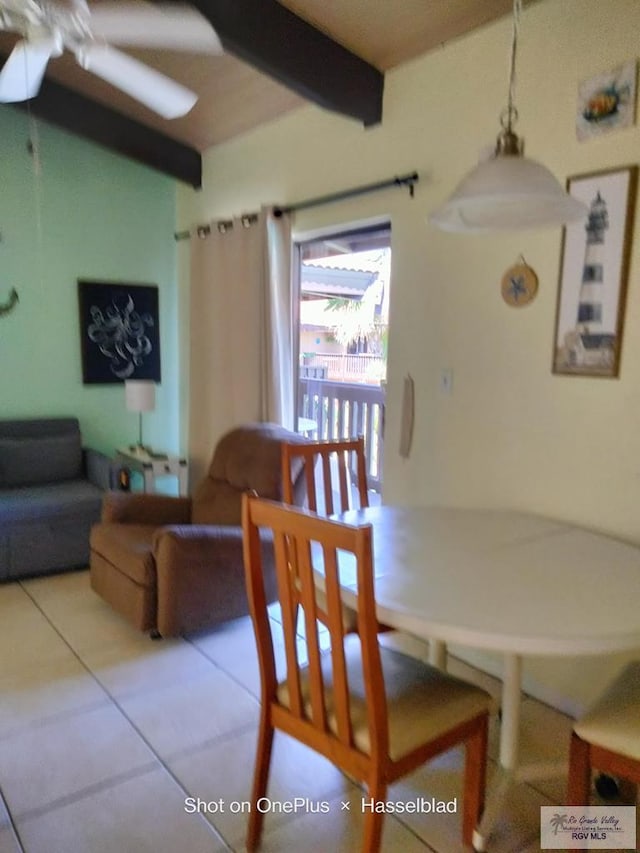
[0,0,223,119]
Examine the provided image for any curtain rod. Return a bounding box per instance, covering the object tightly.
[174,213,259,242]
[273,171,419,217]
[174,171,419,240]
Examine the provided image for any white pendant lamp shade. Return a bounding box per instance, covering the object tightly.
[430,154,588,233]
[430,0,588,233]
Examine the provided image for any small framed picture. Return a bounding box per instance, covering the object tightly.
[552,166,637,378]
[78,280,161,384]
[576,61,637,141]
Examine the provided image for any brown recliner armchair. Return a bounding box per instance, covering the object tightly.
[90,423,307,637]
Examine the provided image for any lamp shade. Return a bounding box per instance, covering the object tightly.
[124,380,156,413]
[430,154,588,232]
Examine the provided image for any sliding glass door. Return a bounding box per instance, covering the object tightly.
[294,224,391,493]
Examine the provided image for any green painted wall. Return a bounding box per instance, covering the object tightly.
[0,108,179,456]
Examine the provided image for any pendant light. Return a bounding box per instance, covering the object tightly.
[430,0,587,233]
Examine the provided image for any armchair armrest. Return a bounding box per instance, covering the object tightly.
[153,524,275,636]
[84,448,119,490]
[101,491,192,525]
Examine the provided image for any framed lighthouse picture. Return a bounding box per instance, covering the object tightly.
[552,165,638,377]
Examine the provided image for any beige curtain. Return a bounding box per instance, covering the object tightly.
[188,208,293,483]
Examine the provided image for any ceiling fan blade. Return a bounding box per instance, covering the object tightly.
[89,2,222,54]
[78,45,198,119]
[0,38,55,102]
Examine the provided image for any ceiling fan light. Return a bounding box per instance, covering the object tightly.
[429,152,588,232]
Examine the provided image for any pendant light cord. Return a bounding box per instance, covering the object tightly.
[504,0,522,132]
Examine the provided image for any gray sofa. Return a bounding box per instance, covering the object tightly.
[0,418,115,581]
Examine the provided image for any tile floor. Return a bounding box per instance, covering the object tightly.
[0,568,626,853]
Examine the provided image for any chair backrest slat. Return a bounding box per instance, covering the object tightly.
[282,437,370,516]
[272,528,304,717]
[322,453,334,514]
[304,458,318,512]
[297,537,328,731]
[241,503,278,700]
[323,543,354,746]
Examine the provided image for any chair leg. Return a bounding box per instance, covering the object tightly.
[462,714,488,847]
[567,732,592,805]
[247,713,275,851]
[362,779,387,853]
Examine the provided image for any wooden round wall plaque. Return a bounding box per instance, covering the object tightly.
[501,262,538,307]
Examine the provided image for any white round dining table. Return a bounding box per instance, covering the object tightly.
[334,505,640,850]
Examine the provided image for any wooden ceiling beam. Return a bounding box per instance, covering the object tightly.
[186,0,384,127]
[4,69,202,188]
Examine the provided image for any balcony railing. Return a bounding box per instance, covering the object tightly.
[297,377,385,491]
[302,353,386,385]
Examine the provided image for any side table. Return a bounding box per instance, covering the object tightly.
[116,448,188,496]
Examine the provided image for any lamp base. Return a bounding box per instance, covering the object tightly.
[129,443,152,457]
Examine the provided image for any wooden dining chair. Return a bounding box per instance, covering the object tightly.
[567,661,640,806]
[282,436,369,515]
[241,493,492,851]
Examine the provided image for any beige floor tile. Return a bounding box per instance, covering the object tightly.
[79,636,214,699]
[16,766,227,853]
[0,655,108,740]
[258,788,433,852]
[23,573,151,655]
[391,755,555,853]
[0,826,22,853]
[268,602,330,641]
[188,617,298,697]
[0,799,10,832]
[499,698,572,764]
[0,583,37,613]
[0,704,156,817]
[21,569,90,609]
[45,599,150,654]
[266,602,283,624]
[484,696,574,806]
[118,667,259,761]
[0,611,75,679]
[169,727,353,846]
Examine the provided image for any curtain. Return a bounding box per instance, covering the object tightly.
[188,208,293,483]
[260,209,293,427]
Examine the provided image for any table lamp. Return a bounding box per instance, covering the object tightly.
[124,379,155,452]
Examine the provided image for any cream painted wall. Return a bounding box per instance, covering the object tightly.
[177,0,640,712]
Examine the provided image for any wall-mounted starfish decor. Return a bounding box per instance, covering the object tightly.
[501,259,538,307]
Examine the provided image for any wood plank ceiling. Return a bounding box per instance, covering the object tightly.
[0,0,522,186]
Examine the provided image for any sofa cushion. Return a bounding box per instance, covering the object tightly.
[0,433,82,487]
[90,523,157,587]
[0,480,102,524]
